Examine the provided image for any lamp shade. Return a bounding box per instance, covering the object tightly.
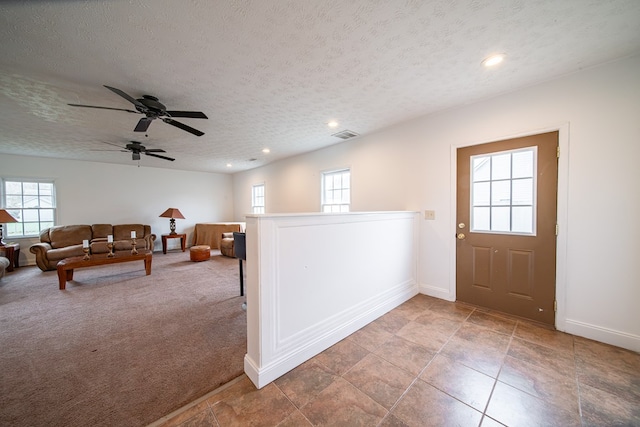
[0,209,18,223]
[159,208,185,219]
[0,209,18,246]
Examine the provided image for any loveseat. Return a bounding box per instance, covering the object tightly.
[30,224,156,271]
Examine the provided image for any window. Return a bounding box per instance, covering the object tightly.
[322,168,350,212]
[2,179,56,238]
[470,147,536,234]
[252,183,265,214]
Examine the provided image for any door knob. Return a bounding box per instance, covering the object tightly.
[457,233,465,240]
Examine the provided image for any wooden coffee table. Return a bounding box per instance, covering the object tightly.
[56,250,152,290]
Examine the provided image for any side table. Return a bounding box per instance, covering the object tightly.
[161,233,186,254]
[0,243,20,272]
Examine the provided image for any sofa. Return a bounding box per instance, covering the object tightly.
[0,256,9,280]
[30,224,156,271]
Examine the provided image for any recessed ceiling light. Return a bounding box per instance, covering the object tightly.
[262,148,270,154]
[327,120,339,128]
[482,54,505,67]
[226,163,232,167]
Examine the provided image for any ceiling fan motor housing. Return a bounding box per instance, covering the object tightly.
[125,141,144,151]
[136,95,166,117]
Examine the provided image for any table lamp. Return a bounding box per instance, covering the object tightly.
[0,209,18,247]
[159,208,185,235]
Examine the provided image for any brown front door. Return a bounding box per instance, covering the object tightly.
[456,132,558,325]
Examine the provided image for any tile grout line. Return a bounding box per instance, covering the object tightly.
[375,303,469,425]
[571,335,585,425]
[271,380,315,426]
[478,319,518,426]
[378,306,483,425]
[495,319,585,424]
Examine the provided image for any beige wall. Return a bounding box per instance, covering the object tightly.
[0,155,234,262]
[232,54,640,351]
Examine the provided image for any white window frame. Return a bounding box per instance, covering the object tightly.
[252,183,265,214]
[470,146,538,236]
[2,178,57,238]
[321,168,350,212]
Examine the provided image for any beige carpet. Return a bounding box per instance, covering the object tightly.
[0,250,246,427]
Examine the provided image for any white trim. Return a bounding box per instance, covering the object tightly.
[245,285,416,388]
[419,282,455,302]
[449,123,570,330]
[244,211,419,388]
[564,319,640,353]
[320,167,351,212]
[1,177,58,239]
[251,183,266,214]
[469,146,538,235]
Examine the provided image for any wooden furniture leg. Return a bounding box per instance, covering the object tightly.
[144,255,152,275]
[161,234,187,254]
[2,244,19,272]
[57,267,74,290]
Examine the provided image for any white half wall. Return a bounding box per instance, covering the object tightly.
[0,154,234,264]
[244,211,419,388]
[233,54,640,352]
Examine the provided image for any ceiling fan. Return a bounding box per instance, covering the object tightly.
[98,141,175,162]
[69,85,208,136]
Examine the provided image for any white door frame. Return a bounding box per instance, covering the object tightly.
[449,123,570,331]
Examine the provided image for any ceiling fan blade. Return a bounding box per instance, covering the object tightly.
[144,148,166,153]
[145,152,175,161]
[103,85,145,108]
[99,141,128,149]
[134,117,153,132]
[162,118,204,136]
[166,110,208,119]
[68,104,139,114]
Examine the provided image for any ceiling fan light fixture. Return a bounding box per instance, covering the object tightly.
[482,53,505,68]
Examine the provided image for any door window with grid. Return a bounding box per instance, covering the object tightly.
[2,179,56,238]
[471,147,536,234]
[252,183,265,214]
[322,169,350,212]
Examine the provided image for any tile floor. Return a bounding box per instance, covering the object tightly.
[155,295,640,427]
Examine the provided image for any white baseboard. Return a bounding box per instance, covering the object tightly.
[418,283,454,302]
[564,318,640,353]
[417,284,640,353]
[245,285,417,388]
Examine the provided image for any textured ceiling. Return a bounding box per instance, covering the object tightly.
[1,0,639,174]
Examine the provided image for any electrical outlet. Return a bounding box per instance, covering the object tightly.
[424,210,435,220]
